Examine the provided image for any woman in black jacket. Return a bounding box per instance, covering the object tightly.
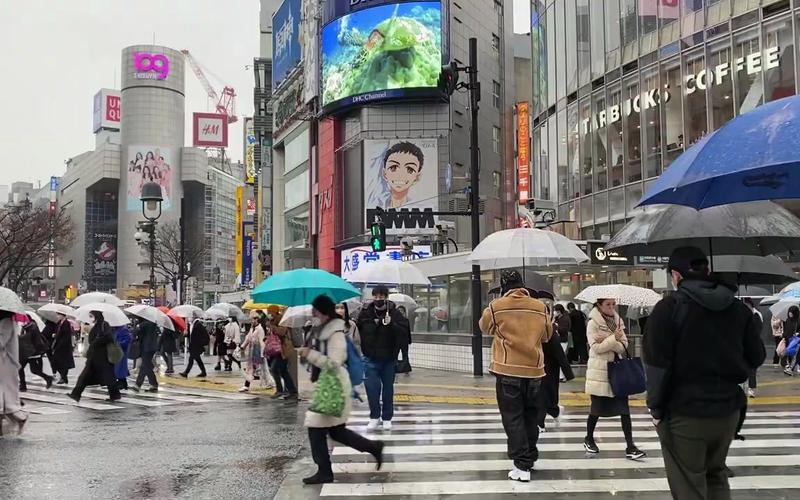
[782,306,800,372]
[18,319,53,391]
[50,314,75,384]
[69,312,121,402]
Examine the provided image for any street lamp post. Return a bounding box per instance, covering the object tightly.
[140,182,163,304]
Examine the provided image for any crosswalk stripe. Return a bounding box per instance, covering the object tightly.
[351,408,798,418]
[30,386,175,407]
[21,405,72,415]
[332,438,800,456]
[156,385,259,401]
[20,392,122,411]
[319,475,800,497]
[348,411,798,424]
[333,454,800,474]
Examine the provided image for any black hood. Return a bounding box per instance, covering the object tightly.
[679,279,736,312]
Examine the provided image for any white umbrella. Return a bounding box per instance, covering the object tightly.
[279,305,313,328]
[0,286,26,314]
[388,293,417,311]
[125,304,174,331]
[760,295,781,306]
[347,259,431,285]
[71,292,124,307]
[204,307,229,321]
[37,303,76,322]
[23,311,46,331]
[170,304,206,319]
[769,289,800,320]
[208,303,246,320]
[467,228,589,269]
[575,285,663,308]
[74,303,130,327]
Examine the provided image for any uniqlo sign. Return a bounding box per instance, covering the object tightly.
[192,112,229,147]
[92,88,121,132]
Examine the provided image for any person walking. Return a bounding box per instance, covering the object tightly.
[18,315,53,391]
[395,305,412,375]
[567,302,588,363]
[181,317,209,378]
[265,307,297,400]
[239,312,265,392]
[338,302,364,402]
[300,295,384,485]
[742,298,762,397]
[112,325,132,390]
[357,285,409,431]
[537,326,574,432]
[479,270,552,482]
[69,311,121,402]
[584,298,646,461]
[159,322,177,375]
[223,317,242,371]
[645,247,766,500]
[552,304,571,382]
[782,306,799,375]
[213,321,227,371]
[131,319,159,392]
[771,314,784,366]
[1,310,28,436]
[50,313,75,384]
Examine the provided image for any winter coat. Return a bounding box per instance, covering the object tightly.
[113,326,132,380]
[540,330,575,409]
[224,322,240,345]
[569,309,588,342]
[644,279,766,420]
[304,318,352,428]
[188,320,210,355]
[553,313,571,343]
[479,288,552,379]
[18,323,47,361]
[772,316,784,338]
[79,322,117,387]
[51,319,75,370]
[159,326,177,353]
[0,317,24,417]
[357,302,408,362]
[585,308,628,398]
[241,324,265,368]
[268,322,295,360]
[137,321,160,354]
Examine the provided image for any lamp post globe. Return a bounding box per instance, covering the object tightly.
[140,182,163,222]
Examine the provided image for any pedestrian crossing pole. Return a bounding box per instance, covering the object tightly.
[467,37,483,377]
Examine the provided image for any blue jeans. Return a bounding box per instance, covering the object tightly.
[364,358,395,421]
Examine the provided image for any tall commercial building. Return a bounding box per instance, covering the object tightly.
[522,0,799,295]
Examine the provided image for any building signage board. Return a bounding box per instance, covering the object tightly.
[192,112,229,147]
[588,242,633,266]
[244,118,257,184]
[126,146,174,211]
[272,0,302,92]
[243,234,253,284]
[93,89,121,133]
[273,77,305,134]
[637,255,670,266]
[517,101,530,204]
[92,232,118,277]
[235,186,244,274]
[340,245,431,281]
[133,52,170,80]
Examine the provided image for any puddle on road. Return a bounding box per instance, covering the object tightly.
[234,455,294,472]
[118,471,200,498]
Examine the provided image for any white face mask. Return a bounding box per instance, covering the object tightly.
[310,317,322,328]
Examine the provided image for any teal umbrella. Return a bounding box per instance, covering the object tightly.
[251,268,361,307]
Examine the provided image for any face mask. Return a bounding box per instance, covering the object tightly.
[310,317,322,327]
[373,300,386,309]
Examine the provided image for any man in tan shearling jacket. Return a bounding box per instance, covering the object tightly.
[479,269,552,483]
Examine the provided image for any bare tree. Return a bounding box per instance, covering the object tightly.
[150,220,206,292]
[0,203,75,291]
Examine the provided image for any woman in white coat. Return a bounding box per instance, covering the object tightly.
[1,310,28,436]
[298,295,384,485]
[584,298,645,460]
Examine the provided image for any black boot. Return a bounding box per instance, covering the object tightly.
[302,471,334,485]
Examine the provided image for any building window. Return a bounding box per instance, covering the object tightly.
[492,171,501,198]
[492,126,501,153]
[492,80,501,108]
[494,217,503,233]
[492,33,500,53]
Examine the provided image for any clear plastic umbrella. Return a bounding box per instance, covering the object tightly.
[170,304,206,319]
[388,293,417,311]
[347,260,431,285]
[125,305,174,331]
[208,303,246,321]
[37,303,76,322]
[279,305,313,328]
[74,303,129,327]
[467,228,589,269]
[23,311,46,331]
[0,286,26,314]
[71,292,124,307]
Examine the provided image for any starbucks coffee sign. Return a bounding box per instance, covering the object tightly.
[582,46,780,135]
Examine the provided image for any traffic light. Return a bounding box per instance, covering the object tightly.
[370,222,386,252]
[438,61,459,96]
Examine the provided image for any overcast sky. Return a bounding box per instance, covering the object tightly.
[0,0,260,187]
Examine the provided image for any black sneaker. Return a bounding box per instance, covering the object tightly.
[146,387,159,393]
[179,372,188,378]
[373,441,385,471]
[625,445,646,460]
[302,472,334,485]
[584,437,599,454]
[270,392,286,400]
[735,434,746,441]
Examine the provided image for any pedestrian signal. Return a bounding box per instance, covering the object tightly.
[370,222,386,252]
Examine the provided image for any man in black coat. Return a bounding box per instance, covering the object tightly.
[69,312,121,402]
[537,328,574,431]
[18,319,53,391]
[357,285,409,431]
[181,317,209,378]
[566,303,588,363]
[50,315,75,384]
[644,247,765,500]
[132,319,159,392]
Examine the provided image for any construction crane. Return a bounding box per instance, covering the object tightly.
[181,49,238,124]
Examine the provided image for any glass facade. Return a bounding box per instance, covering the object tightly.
[529,0,799,237]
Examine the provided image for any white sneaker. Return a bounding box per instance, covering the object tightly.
[382,420,392,431]
[538,426,546,433]
[747,388,755,398]
[238,386,249,393]
[554,405,565,427]
[508,466,531,482]
[366,419,380,430]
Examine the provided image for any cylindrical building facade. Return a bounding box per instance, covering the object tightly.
[118,45,186,293]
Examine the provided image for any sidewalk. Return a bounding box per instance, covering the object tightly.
[159,355,800,406]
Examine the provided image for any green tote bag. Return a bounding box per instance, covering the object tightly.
[309,368,345,417]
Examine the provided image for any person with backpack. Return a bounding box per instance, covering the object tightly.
[299,294,383,485]
[18,315,53,391]
[265,307,297,400]
[644,247,765,500]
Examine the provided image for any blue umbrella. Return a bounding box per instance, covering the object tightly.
[639,95,800,209]
[251,268,361,307]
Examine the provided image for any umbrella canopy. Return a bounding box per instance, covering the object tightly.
[712,255,798,286]
[347,259,431,285]
[157,306,187,332]
[205,308,229,321]
[0,286,26,314]
[37,303,76,322]
[606,201,800,257]
[23,311,46,331]
[74,303,129,327]
[769,292,800,320]
[467,228,589,269]
[251,268,361,307]
[170,304,206,319]
[209,303,246,320]
[639,94,800,210]
[71,292,124,307]
[575,285,663,308]
[125,305,174,331]
[388,293,417,311]
[242,300,286,311]
[279,305,313,328]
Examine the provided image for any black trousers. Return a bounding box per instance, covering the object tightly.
[136,352,158,387]
[270,357,297,394]
[308,425,379,477]
[495,374,542,470]
[71,364,120,401]
[184,353,206,375]
[536,374,561,428]
[19,357,52,389]
[160,348,174,372]
[773,336,782,365]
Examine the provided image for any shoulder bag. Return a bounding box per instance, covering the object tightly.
[607,346,647,398]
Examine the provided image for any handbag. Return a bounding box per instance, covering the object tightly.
[265,333,283,358]
[607,347,647,398]
[777,338,787,357]
[309,368,345,417]
[107,342,124,364]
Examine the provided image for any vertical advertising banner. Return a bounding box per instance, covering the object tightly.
[92,231,118,278]
[243,234,253,284]
[126,146,174,211]
[235,186,244,275]
[93,89,121,132]
[364,138,438,234]
[272,0,303,92]
[517,102,530,204]
[244,118,257,185]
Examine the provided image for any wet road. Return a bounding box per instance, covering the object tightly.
[0,389,305,499]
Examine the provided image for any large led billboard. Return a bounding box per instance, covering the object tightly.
[321,1,442,112]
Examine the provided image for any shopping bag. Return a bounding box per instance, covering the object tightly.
[607,347,647,397]
[309,368,345,417]
[777,338,787,357]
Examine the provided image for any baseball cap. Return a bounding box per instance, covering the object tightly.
[667,246,709,275]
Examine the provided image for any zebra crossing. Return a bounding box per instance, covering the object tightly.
[19,380,257,415]
[310,406,800,498]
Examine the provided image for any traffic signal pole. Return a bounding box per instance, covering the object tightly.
[467,38,483,377]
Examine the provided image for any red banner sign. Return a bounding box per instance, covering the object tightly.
[517,102,530,204]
